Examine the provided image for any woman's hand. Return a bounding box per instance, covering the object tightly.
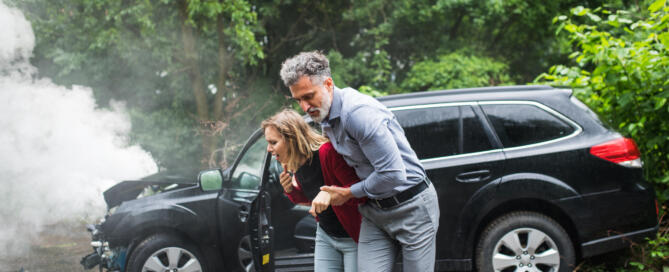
[320,186,353,206]
[309,191,331,217]
[279,164,293,193]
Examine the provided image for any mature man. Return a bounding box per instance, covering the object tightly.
[279,51,440,272]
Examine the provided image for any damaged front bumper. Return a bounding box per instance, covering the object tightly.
[80,223,127,271]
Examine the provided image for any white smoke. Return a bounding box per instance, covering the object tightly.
[0,0,158,260]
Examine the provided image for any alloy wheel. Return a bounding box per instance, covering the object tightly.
[238,235,256,272]
[492,227,560,272]
[141,246,202,272]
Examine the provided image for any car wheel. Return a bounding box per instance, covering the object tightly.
[237,235,256,272]
[126,233,206,272]
[476,211,575,272]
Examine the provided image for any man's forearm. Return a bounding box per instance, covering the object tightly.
[321,185,354,206]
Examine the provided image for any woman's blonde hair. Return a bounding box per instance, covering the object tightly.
[261,109,328,171]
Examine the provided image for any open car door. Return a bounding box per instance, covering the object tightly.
[248,147,277,272]
[243,130,318,271]
[214,131,273,272]
[249,145,318,271]
[249,183,274,272]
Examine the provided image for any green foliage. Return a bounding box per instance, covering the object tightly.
[9,0,639,176]
[400,52,513,92]
[627,211,669,272]
[646,229,669,263]
[358,86,389,98]
[328,51,388,97]
[537,1,669,269]
[128,107,199,172]
[334,0,614,90]
[536,0,669,196]
[185,0,264,64]
[10,0,272,171]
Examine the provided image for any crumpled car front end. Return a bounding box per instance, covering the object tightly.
[80,172,197,271]
[80,220,128,271]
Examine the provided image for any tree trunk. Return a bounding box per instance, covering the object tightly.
[214,11,228,122]
[209,10,230,168]
[178,0,212,167]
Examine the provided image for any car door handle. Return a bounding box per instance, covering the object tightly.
[456,170,491,183]
[238,205,249,222]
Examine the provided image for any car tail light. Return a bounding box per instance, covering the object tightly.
[590,137,642,168]
[656,199,660,220]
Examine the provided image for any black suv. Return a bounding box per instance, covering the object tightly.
[81,85,659,272]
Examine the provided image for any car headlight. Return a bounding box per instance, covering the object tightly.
[107,206,118,216]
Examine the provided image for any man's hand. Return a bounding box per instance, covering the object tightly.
[279,165,293,193]
[309,191,331,217]
[320,186,353,206]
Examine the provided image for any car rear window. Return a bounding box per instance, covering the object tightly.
[570,95,612,129]
[394,105,493,159]
[481,103,575,148]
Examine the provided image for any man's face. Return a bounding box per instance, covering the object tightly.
[289,76,334,123]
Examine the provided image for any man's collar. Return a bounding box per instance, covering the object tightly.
[323,87,343,125]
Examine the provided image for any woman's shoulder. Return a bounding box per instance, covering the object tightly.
[318,142,339,161]
[319,141,334,153]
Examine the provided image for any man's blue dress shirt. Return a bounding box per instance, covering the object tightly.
[321,87,426,199]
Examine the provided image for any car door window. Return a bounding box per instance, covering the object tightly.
[394,106,460,159]
[481,104,575,148]
[462,106,494,153]
[230,137,267,190]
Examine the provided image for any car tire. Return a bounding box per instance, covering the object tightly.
[236,235,256,272]
[126,233,206,272]
[475,211,575,272]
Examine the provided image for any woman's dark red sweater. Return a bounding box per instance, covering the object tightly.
[284,142,365,242]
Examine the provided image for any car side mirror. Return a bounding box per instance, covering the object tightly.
[199,169,224,191]
[238,172,261,190]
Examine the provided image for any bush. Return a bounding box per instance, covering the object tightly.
[536,1,669,270]
[401,52,513,92]
[536,0,669,201]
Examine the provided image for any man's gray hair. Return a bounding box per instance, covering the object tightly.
[280,51,331,87]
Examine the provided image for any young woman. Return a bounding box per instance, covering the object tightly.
[262,109,363,272]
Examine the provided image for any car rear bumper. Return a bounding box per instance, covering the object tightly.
[580,225,658,258]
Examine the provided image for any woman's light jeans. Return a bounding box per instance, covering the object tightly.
[314,224,358,272]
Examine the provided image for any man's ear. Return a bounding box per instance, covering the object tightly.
[324,77,334,92]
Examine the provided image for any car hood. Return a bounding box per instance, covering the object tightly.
[103,172,197,208]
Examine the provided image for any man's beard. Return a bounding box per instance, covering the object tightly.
[308,90,331,123]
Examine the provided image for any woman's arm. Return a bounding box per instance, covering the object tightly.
[284,177,311,204]
[321,143,366,206]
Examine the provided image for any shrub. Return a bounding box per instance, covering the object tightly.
[536,1,669,270]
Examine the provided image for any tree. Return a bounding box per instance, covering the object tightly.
[13,0,629,172]
[13,0,277,171]
[326,0,619,93]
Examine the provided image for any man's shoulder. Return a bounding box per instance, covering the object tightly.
[339,87,389,121]
[339,87,375,104]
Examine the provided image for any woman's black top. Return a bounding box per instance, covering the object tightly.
[295,150,350,238]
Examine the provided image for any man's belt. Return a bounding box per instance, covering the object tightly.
[371,177,431,209]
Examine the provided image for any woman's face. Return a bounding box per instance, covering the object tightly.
[264,126,288,163]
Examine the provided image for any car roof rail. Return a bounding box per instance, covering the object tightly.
[377,85,556,102]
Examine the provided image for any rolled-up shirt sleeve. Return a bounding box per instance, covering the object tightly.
[346,106,407,199]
